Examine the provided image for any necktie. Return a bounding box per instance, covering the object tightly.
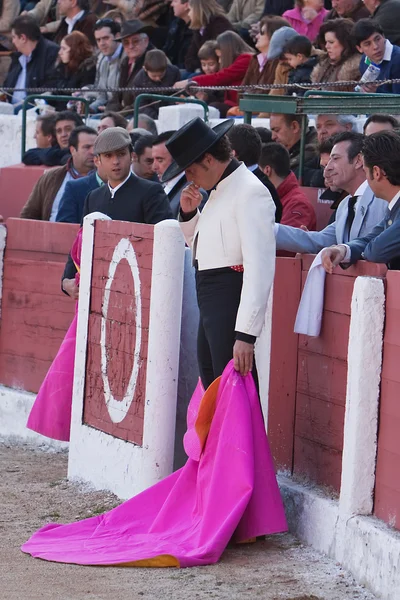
[345,196,357,241]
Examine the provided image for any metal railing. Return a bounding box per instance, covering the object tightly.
[21,95,90,161]
[133,94,209,128]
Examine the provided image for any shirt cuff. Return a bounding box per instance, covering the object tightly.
[339,244,351,263]
[179,208,197,222]
[235,331,257,344]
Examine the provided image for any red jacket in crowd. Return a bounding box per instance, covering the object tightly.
[278,171,317,230]
[191,53,253,106]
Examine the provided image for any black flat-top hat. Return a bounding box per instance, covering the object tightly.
[115,19,153,40]
[161,118,234,183]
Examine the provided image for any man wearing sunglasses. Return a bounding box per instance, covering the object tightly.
[89,17,124,113]
[106,19,154,116]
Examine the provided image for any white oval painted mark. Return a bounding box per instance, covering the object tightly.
[100,237,142,423]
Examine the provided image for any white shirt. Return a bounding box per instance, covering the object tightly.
[382,39,394,63]
[12,54,32,104]
[50,171,74,222]
[66,10,84,34]
[163,172,184,196]
[108,172,132,198]
[388,189,400,211]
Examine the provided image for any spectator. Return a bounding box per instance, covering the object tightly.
[20,125,98,221]
[283,34,319,95]
[25,0,60,35]
[322,131,400,271]
[133,49,180,119]
[88,17,124,113]
[163,0,193,70]
[132,135,157,179]
[259,142,317,229]
[311,18,361,91]
[362,0,400,47]
[0,1,20,49]
[48,31,96,97]
[315,113,357,142]
[54,110,84,150]
[106,19,153,115]
[54,0,97,46]
[269,113,318,185]
[152,130,208,217]
[184,0,234,73]
[98,111,128,132]
[283,0,329,42]
[198,39,219,73]
[227,124,283,222]
[135,113,158,135]
[227,0,264,35]
[22,113,57,166]
[62,127,173,298]
[315,136,348,221]
[4,15,59,110]
[354,19,400,94]
[176,31,254,116]
[327,0,369,22]
[265,25,299,99]
[101,9,125,24]
[262,0,296,16]
[276,131,387,253]
[56,154,108,223]
[255,126,273,143]
[363,113,399,135]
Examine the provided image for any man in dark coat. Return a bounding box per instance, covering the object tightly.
[163,0,193,70]
[5,15,59,108]
[54,0,97,46]
[62,127,173,298]
[106,20,154,115]
[326,0,369,22]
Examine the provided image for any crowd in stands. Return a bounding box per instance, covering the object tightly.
[0,0,398,274]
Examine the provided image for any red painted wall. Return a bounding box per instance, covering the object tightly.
[374,270,400,529]
[0,164,46,221]
[0,218,78,392]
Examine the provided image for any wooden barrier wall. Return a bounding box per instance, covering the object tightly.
[0,165,46,221]
[374,270,400,529]
[0,218,78,392]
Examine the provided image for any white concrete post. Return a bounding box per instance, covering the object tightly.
[339,275,385,518]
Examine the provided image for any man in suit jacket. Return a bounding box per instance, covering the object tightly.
[322,131,400,272]
[53,0,97,46]
[62,127,173,299]
[152,130,208,218]
[276,132,388,253]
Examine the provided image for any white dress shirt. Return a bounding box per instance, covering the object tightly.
[163,172,184,196]
[66,10,84,34]
[108,172,132,198]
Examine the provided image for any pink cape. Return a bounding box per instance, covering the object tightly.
[21,361,288,567]
[26,230,82,442]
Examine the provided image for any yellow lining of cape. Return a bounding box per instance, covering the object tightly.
[113,554,180,567]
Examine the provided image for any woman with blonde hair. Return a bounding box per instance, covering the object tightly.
[185,0,234,73]
[176,30,254,116]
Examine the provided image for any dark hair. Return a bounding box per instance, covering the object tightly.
[55,110,83,127]
[259,142,290,178]
[68,125,97,150]
[144,49,168,72]
[363,131,400,185]
[198,40,218,61]
[11,15,41,41]
[62,31,93,73]
[94,18,121,35]
[363,113,400,132]
[330,131,364,161]
[77,0,90,8]
[134,135,155,156]
[227,124,261,166]
[283,35,312,58]
[255,127,272,144]
[37,113,56,144]
[352,19,384,46]
[318,18,358,62]
[153,130,176,145]
[318,137,335,155]
[100,111,127,128]
[137,113,158,136]
[259,15,291,40]
[194,135,232,164]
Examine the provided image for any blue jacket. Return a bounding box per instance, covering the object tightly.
[56,171,100,224]
[360,44,400,94]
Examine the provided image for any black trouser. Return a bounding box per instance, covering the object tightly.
[196,267,258,390]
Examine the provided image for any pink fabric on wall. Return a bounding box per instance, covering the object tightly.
[22,361,287,567]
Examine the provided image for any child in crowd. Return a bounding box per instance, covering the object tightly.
[195,40,224,104]
[283,35,319,96]
[133,49,181,118]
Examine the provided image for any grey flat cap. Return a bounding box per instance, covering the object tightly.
[93,127,131,154]
[267,27,299,60]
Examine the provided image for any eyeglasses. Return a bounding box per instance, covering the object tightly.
[122,37,145,47]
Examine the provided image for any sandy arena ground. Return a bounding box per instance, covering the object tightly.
[0,442,378,600]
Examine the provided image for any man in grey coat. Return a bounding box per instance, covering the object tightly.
[275,132,387,253]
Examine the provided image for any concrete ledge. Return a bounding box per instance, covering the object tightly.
[0,385,68,451]
[279,475,400,600]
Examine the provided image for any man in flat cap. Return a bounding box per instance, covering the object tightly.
[62,126,172,298]
[162,118,276,388]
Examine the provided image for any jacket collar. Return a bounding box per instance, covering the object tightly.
[277,171,299,202]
